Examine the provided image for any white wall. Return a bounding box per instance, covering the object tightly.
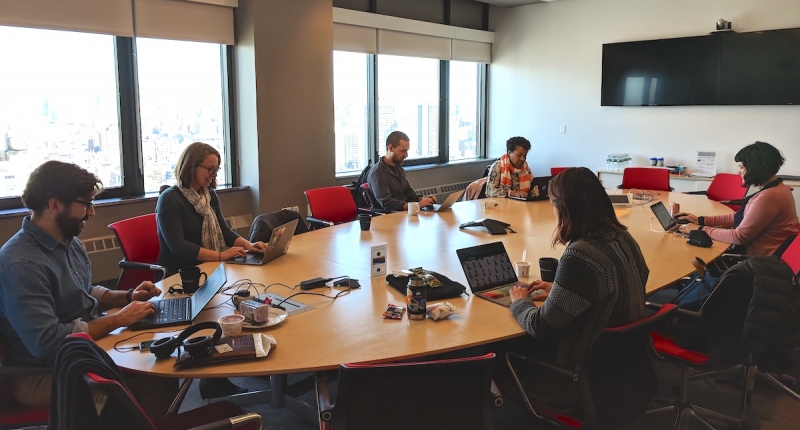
[488,0,800,177]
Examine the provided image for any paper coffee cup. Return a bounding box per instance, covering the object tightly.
[515,261,531,278]
[218,314,245,337]
[484,199,497,209]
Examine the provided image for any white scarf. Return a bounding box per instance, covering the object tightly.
[177,186,226,251]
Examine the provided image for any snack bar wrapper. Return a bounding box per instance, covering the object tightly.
[426,302,461,320]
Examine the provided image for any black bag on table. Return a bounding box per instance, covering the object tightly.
[385,270,467,300]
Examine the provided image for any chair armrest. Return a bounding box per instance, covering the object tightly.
[357,208,390,216]
[684,191,708,195]
[306,217,334,229]
[188,412,264,430]
[315,371,334,423]
[118,261,167,282]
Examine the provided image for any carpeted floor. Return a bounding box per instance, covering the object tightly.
[176,361,799,430]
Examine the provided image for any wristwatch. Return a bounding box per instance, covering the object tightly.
[698,216,705,226]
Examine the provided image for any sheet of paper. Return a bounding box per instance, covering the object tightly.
[694,151,717,177]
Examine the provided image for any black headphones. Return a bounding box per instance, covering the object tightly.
[150,321,222,359]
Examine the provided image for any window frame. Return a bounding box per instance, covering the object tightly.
[0,34,236,211]
[362,55,486,174]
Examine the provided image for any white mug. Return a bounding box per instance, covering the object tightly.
[408,202,420,216]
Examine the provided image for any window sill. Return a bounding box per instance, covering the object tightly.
[334,158,493,180]
[0,186,250,219]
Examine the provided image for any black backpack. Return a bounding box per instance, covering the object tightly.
[352,160,372,209]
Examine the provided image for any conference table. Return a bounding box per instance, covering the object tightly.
[96,191,732,411]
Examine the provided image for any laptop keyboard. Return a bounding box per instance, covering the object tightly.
[154,298,189,323]
[479,282,528,299]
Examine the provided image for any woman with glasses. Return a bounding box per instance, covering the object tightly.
[156,142,266,275]
[155,142,265,399]
[485,136,534,199]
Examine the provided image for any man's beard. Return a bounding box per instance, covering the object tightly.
[56,210,88,239]
[392,154,404,165]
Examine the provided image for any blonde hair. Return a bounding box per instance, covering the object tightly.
[175,142,221,188]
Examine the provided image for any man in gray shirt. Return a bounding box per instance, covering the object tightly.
[0,161,176,418]
[367,131,437,212]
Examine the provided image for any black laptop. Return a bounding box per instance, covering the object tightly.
[508,176,552,201]
[129,263,227,330]
[456,241,529,307]
[650,201,678,232]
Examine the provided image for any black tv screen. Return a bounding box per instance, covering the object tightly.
[718,28,800,105]
[601,36,720,106]
[601,27,800,106]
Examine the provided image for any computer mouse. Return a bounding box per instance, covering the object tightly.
[673,217,691,224]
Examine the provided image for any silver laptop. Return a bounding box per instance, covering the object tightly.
[227,219,299,266]
[421,190,465,212]
[608,193,633,206]
[456,241,528,307]
[129,263,227,330]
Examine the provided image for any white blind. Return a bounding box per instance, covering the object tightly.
[333,23,377,54]
[134,0,235,45]
[0,0,134,37]
[378,29,450,60]
[333,7,493,63]
[451,39,491,63]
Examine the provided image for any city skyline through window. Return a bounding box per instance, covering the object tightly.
[0,26,121,198]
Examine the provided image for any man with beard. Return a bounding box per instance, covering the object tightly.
[0,161,177,419]
[367,131,437,212]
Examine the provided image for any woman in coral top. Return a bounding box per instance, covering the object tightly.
[676,141,799,256]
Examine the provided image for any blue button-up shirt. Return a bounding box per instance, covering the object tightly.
[0,217,109,365]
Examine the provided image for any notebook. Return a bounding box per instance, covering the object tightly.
[421,190,464,212]
[650,201,678,232]
[227,219,299,266]
[456,241,529,307]
[129,263,228,330]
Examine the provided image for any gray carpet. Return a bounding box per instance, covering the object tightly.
[177,361,799,430]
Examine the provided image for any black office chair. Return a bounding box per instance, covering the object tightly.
[505,304,678,429]
[248,209,309,243]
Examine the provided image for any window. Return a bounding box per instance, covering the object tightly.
[333,52,486,177]
[449,61,480,161]
[136,38,228,192]
[377,55,440,161]
[0,26,121,199]
[0,26,232,209]
[333,51,370,176]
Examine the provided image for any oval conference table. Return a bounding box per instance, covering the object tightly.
[96,191,731,410]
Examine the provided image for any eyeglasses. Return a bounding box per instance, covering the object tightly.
[72,199,94,210]
[197,164,221,174]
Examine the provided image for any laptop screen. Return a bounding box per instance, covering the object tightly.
[650,201,676,231]
[456,242,519,293]
[189,263,227,320]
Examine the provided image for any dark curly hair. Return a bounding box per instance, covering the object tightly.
[506,136,531,153]
[21,161,103,214]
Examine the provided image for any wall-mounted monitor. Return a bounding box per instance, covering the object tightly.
[601,27,800,106]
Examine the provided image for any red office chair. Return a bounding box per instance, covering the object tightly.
[619,167,673,192]
[108,213,166,290]
[304,186,360,229]
[316,353,499,430]
[51,335,263,430]
[644,251,798,430]
[686,173,748,211]
[550,167,570,176]
[505,304,678,430]
[0,335,50,429]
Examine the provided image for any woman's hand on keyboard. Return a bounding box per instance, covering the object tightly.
[528,280,552,301]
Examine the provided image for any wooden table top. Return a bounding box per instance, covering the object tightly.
[96,192,731,378]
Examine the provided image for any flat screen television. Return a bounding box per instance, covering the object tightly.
[718,28,800,105]
[601,27,800,106]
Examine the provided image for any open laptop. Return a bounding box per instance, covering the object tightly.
[227,219,299,266]
[650,201,678,232]
[129,263,228,330]
[608,193,633,206]
[456,241,529,307]
[508,176,552,201]
[421,190,464,212]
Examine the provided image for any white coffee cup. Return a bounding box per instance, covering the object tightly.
[484,199,498,209]
[515,261,531,278]
[408,201,420,216]
[218,314,245,337]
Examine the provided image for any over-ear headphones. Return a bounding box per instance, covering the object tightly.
[150,321,222,359]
